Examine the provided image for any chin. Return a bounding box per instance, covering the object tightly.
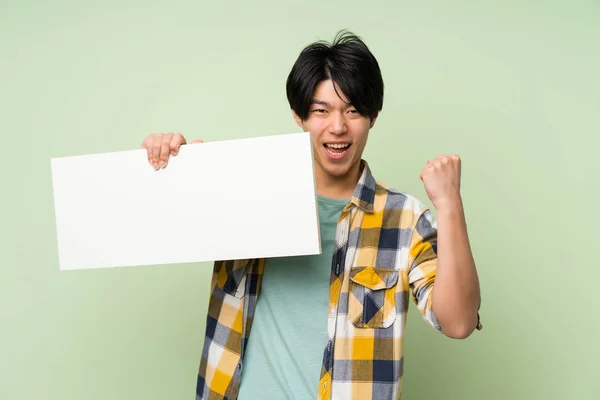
[321,162,353,178]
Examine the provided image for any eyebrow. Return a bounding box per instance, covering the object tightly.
[310,99,330,106]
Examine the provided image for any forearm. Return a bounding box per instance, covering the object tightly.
[431,196,481,338]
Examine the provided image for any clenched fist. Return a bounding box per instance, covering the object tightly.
[419,154,462,210]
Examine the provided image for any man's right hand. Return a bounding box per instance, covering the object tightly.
[141,133,203,169]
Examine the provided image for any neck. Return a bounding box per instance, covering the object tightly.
[315,161,361,199]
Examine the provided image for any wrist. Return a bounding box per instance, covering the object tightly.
[433,194,464,215]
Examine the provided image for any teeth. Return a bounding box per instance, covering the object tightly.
[326,143,350,149]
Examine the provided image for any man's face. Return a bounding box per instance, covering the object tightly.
[293,79,377,184]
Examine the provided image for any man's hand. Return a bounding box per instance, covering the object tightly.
[419,154,462,210]
[141,133,203,169]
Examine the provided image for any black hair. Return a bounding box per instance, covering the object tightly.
[286,30,384,121]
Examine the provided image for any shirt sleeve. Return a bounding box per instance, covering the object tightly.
[408,208,442,332]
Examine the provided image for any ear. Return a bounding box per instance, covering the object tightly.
[369,112,379,129]
[292,110,304,129]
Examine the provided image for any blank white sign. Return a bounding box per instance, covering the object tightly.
[50,132,321,270]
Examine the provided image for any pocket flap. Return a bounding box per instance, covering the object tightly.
[349,266,398,290]
[216,259,251,298]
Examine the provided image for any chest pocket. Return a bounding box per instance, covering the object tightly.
[348,266,399,329]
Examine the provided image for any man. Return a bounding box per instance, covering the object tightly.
[141,31,482,400]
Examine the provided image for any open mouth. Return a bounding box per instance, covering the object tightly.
[324,143,351,160]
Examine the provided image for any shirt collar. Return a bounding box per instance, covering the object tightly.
[349,160,376,213]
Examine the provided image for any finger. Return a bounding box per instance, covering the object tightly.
[171,133,187,156]
[160,133,173,168]
[143,135,157,167]
[141,138,152,165]
[152,134,162,168]
[147,142,155,166]
[191,139,204,144]
[431,155,446,164]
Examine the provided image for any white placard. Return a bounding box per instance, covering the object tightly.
[50,132,321,270]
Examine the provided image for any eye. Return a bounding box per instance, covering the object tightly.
[347,109,358,114]
[312,109,327,114]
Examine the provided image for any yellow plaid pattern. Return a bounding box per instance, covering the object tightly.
[195,161,481,400]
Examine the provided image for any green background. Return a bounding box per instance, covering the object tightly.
[1,1,598,399]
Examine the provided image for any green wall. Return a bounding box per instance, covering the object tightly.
[1,1,598,399]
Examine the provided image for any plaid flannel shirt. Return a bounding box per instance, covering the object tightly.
[196,160,481,400]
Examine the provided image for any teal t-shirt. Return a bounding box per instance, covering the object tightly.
[237,195,349,399]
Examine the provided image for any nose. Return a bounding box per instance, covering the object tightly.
[329,112,347,135]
